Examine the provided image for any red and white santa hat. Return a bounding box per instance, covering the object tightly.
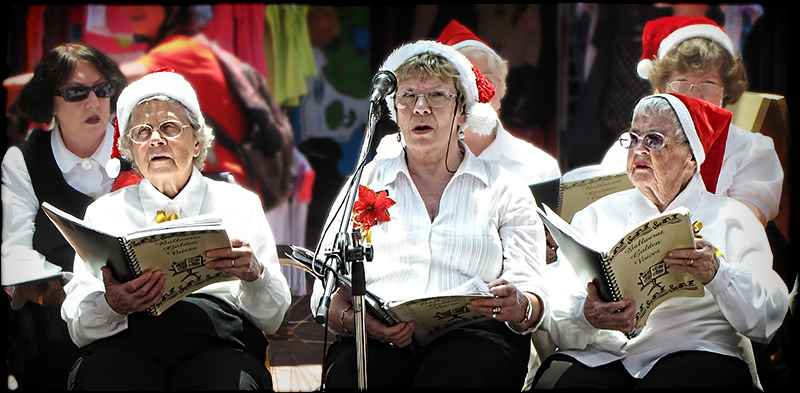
[637,16,735,80]
[106,67,202,188]
[437,20,502,64]
[115,67,204,139]
[644,93,732,193]
[380,40,497,136]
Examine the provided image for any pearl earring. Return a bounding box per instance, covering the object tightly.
[458,129,465,140]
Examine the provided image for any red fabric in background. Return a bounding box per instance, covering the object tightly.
[202,4,268,80]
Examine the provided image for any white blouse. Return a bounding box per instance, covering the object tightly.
[375,121,562,185]
[542,174,789,377]
[311,143,548,332]
[2,124,114,288]
[62,167,292,347]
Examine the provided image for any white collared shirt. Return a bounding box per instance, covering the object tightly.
[61,167,292,347]
[375,121,562,186]
[311,143,549,333]
[51,123,115,199]
[1,124,114,287]
[542,174,789,377]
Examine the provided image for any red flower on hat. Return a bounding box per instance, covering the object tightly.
[352,185,396,235]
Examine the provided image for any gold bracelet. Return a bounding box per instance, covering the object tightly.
[515,296,533,325]
[341,306,354,336]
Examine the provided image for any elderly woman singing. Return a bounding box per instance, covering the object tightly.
[533,93,789,388]
[311,40,548,389]
[61,69,291,390]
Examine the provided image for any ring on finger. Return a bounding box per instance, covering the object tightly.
[231,259,236,267]
[689,259,694,266]
[492,306,501,318]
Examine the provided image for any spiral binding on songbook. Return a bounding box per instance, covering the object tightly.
[120,239,143,277]
[602,259,622,302]
[119,239,159,315]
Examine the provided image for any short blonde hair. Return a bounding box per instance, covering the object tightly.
[649,37,747,107]
[394,51,466,110]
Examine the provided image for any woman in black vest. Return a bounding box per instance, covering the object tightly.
[2,43,129,390]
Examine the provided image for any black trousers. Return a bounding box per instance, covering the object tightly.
[66,295,272,390]
[531,351,754,389]
[322,319,531,389]
[68,346,272,390]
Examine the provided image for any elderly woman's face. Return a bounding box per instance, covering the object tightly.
[128,100,199,187]
[665,68,725,108]
[396,75,465,156]
[627,112,697,204]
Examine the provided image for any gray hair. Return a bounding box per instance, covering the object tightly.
[118,95,214,173]
[631,96,688,145]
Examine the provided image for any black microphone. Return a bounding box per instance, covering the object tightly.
[370,70,397,103]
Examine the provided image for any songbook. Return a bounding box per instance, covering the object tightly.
[277,245,494,346]
[530,164,633,223]
[42,202,235,316]
[537,204,703,336]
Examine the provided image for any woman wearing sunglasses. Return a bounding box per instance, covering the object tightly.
[602,16,782,229]
[532,93,789,388]
[2,43,128,389]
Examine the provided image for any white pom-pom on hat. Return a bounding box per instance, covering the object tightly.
[466,101,498,136]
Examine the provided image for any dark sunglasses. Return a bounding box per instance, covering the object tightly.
[53,82,116,102]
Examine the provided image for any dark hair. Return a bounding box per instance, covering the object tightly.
[17,43,126,124]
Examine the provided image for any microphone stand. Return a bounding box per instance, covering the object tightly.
[315,93,387,391]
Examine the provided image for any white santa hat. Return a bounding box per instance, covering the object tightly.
[637,16,735,80]
[380,40,498,136]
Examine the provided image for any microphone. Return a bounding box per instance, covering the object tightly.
[369,70,397,103]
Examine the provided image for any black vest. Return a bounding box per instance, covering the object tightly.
[18,129,94,271]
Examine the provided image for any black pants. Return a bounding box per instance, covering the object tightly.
[67,295,272,390]
[532,351,754,389]
[322,319,530,389]
[68,346,272,390]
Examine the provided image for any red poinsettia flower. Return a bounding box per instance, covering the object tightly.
[352,185,396,234]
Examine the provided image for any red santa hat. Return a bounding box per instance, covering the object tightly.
[437,20,502,64]
[637,16,735,80]
[380,40,497,136]
[645,93,731,193]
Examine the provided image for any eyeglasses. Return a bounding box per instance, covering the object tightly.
[54,82,116,102]
[395,90,457,109]
[129,120,191,144]
[618,131,680,150]
[666,80,723,96]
